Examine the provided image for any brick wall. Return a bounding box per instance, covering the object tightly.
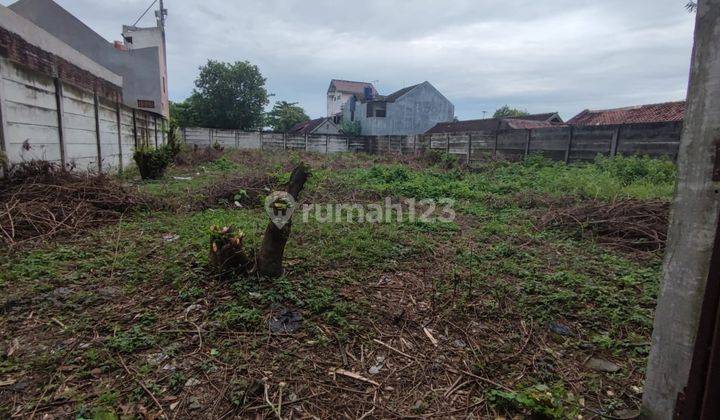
[0,26,121,102]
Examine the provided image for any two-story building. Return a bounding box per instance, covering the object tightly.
[8,0,169,118]
[338,81,454,136]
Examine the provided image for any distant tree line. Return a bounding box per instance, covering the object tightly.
[171,60,310,133]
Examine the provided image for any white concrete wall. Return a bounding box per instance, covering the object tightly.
[0,58,61,164]
[62,83,99,170]
[0,57,166,175]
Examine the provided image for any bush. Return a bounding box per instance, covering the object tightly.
[422,149,460,169]
[133,144,175,180]
[593,154,676,186]
[340,120,361,136]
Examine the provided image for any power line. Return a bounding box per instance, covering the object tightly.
[132,0,158,27]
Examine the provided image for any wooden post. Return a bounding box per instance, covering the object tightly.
[53,78,66,166]
[610,125,621,157]
[346,136,350,153]
[132,109,138,148]
[446,133,451,153]
[564,126,574,163]
[283,132,287,150]
[325,135,329,154]
[304,133,308,151]
[413,135,417,155]
[524,129,532,159]
[115,101,123,172]
[93,93,102,172]
[259,131,263,150]
[209,127,213,146]
[466,133,472,165]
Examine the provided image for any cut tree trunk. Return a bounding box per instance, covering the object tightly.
[257,164,310,277]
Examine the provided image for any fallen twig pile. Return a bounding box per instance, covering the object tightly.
[202,174,279,209]
[542,198,670,252]
[0,162,151,245]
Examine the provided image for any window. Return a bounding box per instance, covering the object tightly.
[367,102,386,118]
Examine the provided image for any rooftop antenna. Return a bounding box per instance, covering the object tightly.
[371,80,379,91]
[156,0,168,30]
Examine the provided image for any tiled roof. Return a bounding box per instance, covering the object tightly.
[507,112,560,122]
[426,113,562,134]
[567,101,685,125]
[383,84,419,102]
[288,117,327,134]
[426,118,504,134]
[329,79,377,96]
[506,119,559,129]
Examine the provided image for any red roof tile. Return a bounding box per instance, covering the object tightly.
[288,117,327,134]
[568,101,685,125]
[426,113,563,134]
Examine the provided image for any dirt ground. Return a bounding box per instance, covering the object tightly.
[0,150,669,419]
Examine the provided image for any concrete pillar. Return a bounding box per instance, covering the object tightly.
[643,2,720,418]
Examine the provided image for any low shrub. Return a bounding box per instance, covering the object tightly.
[422,149,460,169]
[134,144,175,180]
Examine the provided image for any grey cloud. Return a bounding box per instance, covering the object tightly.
[3,0,695,120]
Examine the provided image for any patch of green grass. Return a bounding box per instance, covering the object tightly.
[106,326,156,353]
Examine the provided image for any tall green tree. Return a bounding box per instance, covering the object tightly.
[187,60,270,129]
[493,105,530,118]
[169,100,200,128]
[266,101,309,132]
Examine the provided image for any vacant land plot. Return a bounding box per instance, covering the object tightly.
[0,149,675,418]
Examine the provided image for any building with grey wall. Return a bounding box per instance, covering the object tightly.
[8,0,169,119]
[327,79,377,118]
[341,81,454,136]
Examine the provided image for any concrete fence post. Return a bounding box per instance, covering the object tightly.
[610,125,621,157]
[446,133,451,154]
[132,109,138,149]
[93,93,102,172]
[325,135,329,154]
[524,129,532,160]
[643,1,720,417]
[304,134,308,151]
[115,101,123,172]
[154,115,158,148]
[53,78,67,167]
[493,125,500,158]
[346,136,350,152]
[467,133,472,165]
[0,63,7,175]
[283,132,287,150]
[564,126,574,164]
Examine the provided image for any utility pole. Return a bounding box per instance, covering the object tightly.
[643,1,720,419]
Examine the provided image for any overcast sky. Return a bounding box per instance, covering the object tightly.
[6,0,696,120]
